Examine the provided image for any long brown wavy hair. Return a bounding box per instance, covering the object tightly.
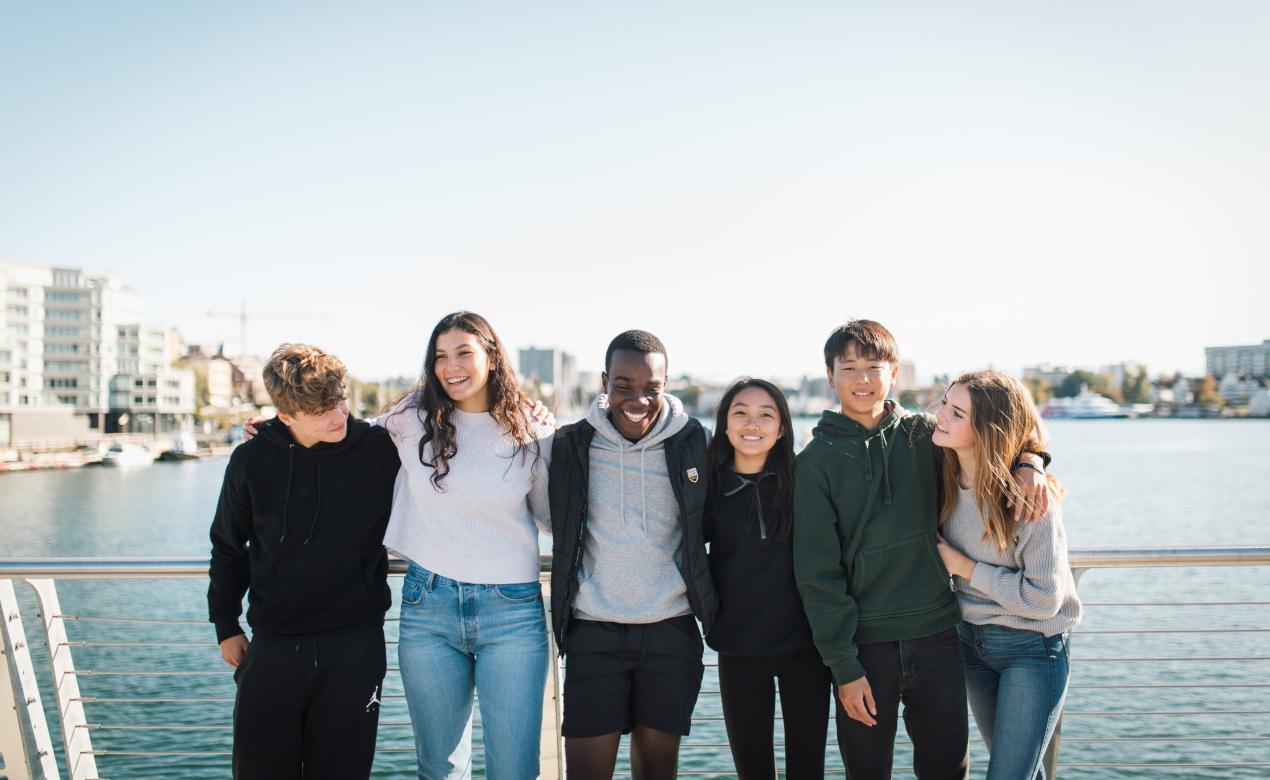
[938,369,1065,549]
[389,311,540,489]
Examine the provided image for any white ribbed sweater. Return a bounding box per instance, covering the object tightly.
[942,487,1082,636]
[380,406,552,584]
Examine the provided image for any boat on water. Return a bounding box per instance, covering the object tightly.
[1042,390,1131,419]
[156,430,201,461]
[99,442,155,467]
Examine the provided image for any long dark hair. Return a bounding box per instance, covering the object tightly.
[706,377,796,541]
[389,311,539,489]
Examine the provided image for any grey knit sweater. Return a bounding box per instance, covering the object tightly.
[941,487,1082,636]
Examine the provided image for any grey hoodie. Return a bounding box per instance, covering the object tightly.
[572,393,694,625]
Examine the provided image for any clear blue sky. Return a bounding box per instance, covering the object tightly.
[3,1,1267,383]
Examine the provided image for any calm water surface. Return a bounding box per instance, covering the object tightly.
[3,419,1268,778]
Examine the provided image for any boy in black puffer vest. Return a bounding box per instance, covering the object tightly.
[549,330,716,780]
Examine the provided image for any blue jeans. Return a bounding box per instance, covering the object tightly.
[957,622,1070,780]
[398,563,549,780]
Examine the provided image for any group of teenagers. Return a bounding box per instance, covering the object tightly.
[207,314,1082,780]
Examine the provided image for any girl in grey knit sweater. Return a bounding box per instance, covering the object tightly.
[933,369,1081,780]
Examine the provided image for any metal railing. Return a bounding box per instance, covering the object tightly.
[2,549,1269,779]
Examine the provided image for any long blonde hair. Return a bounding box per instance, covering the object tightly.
[938,369,1065,549]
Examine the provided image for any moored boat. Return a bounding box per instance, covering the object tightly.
[99,442,155,467]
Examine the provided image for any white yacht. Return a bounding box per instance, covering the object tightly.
[100,442,155,467]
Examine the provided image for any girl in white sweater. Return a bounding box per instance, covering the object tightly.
[385,311,553,780]
[934,370,1081,780]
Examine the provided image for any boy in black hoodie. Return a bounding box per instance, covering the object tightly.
[208,343,400,779]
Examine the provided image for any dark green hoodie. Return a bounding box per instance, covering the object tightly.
[792,402,960,685]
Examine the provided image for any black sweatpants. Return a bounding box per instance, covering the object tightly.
[232,625,387,780]
[835,627,969,780]
[717,647,834,780]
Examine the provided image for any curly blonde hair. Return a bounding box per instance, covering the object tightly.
[262,343,347,416]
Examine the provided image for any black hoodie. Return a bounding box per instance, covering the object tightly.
[704,466,815,657]
[207,417,400,643]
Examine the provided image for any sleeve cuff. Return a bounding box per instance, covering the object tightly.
[969,561,994,593]
[214,621,245,644]
[829,656,866,686]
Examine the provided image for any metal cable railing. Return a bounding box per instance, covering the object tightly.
[2,548,1269,779]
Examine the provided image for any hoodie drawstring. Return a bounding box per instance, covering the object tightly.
[619,442,626,528]
[278,445,297,543]
[616,442,650,535]
[878,430,893,506]
[639,448,647,534]
[861,427,894,506]
[722,472,769,540]
[301,458,323,547]
[277,445,323,546]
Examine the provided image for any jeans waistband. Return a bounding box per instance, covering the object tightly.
[405,561,539,590]
[961,620,1071,642]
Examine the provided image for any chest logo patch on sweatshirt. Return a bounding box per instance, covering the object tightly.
[686,467,699,483]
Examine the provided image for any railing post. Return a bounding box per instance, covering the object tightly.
[2,579,61,779]
[24,580,97,780]
[540,575,564,780]
[1039,566,1090,780]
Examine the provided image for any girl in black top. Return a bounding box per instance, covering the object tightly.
[705,378,833,780]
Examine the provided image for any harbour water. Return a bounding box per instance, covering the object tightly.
[3,419,1269,777]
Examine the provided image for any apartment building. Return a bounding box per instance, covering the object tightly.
[0,261,195,443]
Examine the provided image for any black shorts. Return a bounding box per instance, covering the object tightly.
[561,615,705,738]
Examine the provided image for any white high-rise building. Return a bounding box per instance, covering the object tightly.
[1206,341,1270,379]
[1,262,51,414]
[0,261,195,443]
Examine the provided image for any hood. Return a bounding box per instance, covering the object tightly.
[587,393,690,449]
[720,467,778,541]
[811,400,906,507]
[585,393,690,534]
[256,415,373,547]
[256,414,371,455]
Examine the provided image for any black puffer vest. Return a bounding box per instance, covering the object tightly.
[549,417,717,652]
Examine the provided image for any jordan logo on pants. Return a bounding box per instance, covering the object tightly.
[365,684,381,713]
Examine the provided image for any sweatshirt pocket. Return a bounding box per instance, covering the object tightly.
[260,553,374,630]
[852,531,952,620]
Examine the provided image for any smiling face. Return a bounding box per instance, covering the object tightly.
[933,381,976,451]
[603,349,668,442]
[725,385,783,473]
[434,328,493,412]
[278,399,349,447]
[828,342,899,428]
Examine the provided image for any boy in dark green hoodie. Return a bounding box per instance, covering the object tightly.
[793,320,1048,780]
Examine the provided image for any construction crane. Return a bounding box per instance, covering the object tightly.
[205,301,330,358]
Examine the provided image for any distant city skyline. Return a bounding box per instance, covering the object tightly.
[3,2,1267,382]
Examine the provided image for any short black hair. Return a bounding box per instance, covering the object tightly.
[605,330,668,371]
[823,319,899,370]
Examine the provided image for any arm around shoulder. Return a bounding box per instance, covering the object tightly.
[527,428,554,535]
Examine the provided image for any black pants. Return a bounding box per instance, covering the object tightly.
[718,647,833,780]
[835,627,969,780]
[232,626,387,780]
